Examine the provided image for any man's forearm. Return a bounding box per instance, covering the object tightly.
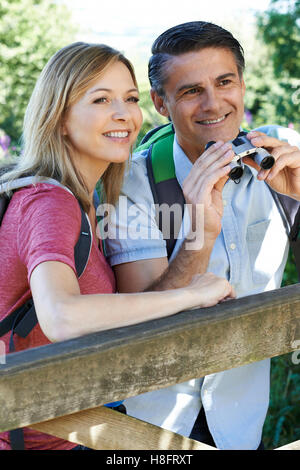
[145,238,215,291]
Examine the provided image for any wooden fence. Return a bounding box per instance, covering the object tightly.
[0,283,299,450]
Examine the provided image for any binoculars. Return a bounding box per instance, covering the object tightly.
[205,131,275,181]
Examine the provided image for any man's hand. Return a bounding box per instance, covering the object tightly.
[245,131,300,200]
[182,141,234,243]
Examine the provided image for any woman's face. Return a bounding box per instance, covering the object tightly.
[63,60,143,177]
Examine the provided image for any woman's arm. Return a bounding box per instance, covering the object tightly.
[30,260,235,342]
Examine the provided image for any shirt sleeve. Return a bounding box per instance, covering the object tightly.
[255,125,300,147]
[17,184,82,282]
[102,151,167,266]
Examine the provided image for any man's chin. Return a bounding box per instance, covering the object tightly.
[197,126,240,146]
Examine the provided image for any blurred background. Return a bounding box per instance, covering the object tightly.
[0,0,299,449]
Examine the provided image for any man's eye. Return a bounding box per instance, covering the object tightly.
[219,80,231,86]
[185,88,199,95]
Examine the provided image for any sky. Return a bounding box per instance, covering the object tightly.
[60,0,272,83]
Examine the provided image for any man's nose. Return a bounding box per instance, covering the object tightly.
[200,88,220,113]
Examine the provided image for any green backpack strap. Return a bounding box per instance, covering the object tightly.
[140,124,185,259]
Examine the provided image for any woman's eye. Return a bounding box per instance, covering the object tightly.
[93,97,107,104]
[127,96,140,103]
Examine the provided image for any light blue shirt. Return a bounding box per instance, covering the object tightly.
[103,125,300,449]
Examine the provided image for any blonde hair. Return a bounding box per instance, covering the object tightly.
[1,42,138,211]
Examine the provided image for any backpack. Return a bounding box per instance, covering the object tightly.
[138,123,300,278]
[0,176,92,450]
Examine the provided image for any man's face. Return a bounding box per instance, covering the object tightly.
[153,47,246,162]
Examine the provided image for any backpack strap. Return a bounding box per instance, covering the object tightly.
[267,188,300,280]
[144,132,185,259]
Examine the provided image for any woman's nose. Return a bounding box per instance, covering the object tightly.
[111,100,130,121]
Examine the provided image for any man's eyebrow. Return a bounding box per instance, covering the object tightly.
[216,72,237,81]
[88,87,139,94]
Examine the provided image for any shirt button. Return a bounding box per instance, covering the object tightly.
[230,243,236,250]
[223,200,227,206]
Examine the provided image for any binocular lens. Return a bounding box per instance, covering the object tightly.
[260,156,275,170]
[229,166,244,180]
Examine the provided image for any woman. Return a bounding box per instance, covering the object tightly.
[0,42,234,450]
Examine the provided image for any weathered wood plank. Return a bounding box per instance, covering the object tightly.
[31,405,216,450]
[0,284,299,432]
[275,440,300,450]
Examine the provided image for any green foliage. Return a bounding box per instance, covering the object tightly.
[243,35,300,131]
[263,354,300,449]
[0,0,76,143]
[257,0,300,78]
[246,0,300,131]
[252,3,300,447]
[262,249,300,450]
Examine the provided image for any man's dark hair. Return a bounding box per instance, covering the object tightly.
[148,21,245,96]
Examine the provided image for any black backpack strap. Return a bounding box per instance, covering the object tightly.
[9,429,25,451]
[74,204,92,278]
[268,187,300,280]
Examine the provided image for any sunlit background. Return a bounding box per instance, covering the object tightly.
[59,0,272,83]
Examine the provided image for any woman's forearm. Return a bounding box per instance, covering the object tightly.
[47,288,193,341]
[31,261,234,344]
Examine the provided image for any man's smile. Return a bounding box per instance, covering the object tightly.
[196,113,231,126]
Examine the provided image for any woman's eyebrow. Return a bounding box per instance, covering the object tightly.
[88,87,139,94]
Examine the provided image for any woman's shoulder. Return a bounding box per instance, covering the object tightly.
[14,182,79,208]
[10,182,82,226]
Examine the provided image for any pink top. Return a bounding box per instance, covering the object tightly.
[0,184,115,450]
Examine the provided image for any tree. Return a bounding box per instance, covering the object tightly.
[0,0,76,142]
[257,0,300,78]
[254,0,300,131]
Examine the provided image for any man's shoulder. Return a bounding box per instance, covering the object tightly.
[132,147,149,164]
[255,124,300,146]
[123,148,149,181]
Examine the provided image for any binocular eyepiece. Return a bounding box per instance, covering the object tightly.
[205,131,275,181]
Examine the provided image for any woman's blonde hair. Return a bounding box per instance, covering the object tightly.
[1,42,138,211]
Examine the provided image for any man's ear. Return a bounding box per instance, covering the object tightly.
[150,89,169,118]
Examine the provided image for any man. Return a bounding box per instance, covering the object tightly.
[104,22,300,449]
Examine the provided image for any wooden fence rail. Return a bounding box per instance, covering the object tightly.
[0,283,299,448]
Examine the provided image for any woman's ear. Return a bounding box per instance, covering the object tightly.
[61,121,68,136]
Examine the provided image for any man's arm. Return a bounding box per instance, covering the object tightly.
[113,142,234,293]
[113,237,215,293]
